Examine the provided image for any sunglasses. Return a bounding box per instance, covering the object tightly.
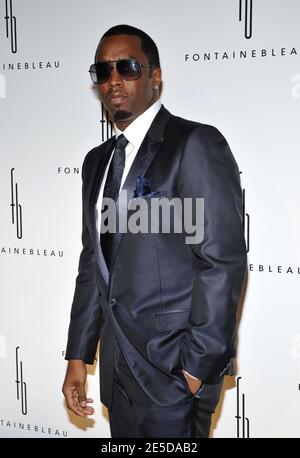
[89,58,157,84]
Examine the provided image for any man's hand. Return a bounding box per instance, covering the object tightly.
[181,369,203,395]
[62,359,94,418]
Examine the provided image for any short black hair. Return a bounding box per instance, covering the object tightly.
[94,24,160,75]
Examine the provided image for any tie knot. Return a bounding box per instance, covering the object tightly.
[116,133,129,149]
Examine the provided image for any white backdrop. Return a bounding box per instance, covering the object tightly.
[1,0,299,438]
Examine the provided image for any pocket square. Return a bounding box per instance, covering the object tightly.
[133,174,161,198]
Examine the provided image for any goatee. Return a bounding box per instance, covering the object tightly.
[113,109,132,121]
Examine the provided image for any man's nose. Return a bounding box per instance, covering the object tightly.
[108,66,123,87]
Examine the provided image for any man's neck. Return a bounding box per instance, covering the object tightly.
[115,98,159,131]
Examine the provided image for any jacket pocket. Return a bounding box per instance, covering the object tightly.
[154,309,190,331]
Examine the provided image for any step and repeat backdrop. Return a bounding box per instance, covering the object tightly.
[0,0,299,438]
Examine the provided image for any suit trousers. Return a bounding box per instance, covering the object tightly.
[108,341,224,438]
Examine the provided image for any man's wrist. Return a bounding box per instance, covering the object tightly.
[182,368,200,380]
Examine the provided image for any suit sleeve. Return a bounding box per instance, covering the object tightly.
[65,153,104,364]
[177,125,247,382]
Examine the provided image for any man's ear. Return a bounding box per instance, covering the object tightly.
[152,67,162,89]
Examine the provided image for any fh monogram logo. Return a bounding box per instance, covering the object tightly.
[15,346,28,415]
[10,168,23,239]
[100,102,113,143]
[235,376,250,438]
[242,189,250,252]
[238,0,253,39]
[4,0,17,53]
[240,171,250,252]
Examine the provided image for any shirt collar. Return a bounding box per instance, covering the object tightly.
[114,99,161,152]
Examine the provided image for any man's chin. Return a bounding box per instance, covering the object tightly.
[113,109,133,122]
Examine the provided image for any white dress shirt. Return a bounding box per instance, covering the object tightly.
[96,99,161,237]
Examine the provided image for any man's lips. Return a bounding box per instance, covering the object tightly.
[108,92,127,104]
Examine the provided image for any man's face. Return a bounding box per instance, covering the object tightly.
[95,34,161,130]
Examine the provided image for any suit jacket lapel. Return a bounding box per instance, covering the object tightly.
[84,104,172,286]
[85,136,115,287]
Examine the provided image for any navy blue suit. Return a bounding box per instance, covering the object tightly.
[65,105,247,437]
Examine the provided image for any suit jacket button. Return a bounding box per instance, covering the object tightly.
[109,299,116,307]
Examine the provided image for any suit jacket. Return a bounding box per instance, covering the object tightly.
[65,104,247,408]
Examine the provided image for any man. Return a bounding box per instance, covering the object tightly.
[62,24,247,438]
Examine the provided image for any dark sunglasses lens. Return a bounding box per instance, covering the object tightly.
[117,60,141,80]
[89,60,142,83]
[89,63,111,84]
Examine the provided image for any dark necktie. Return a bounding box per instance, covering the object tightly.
[101,133,129,270]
